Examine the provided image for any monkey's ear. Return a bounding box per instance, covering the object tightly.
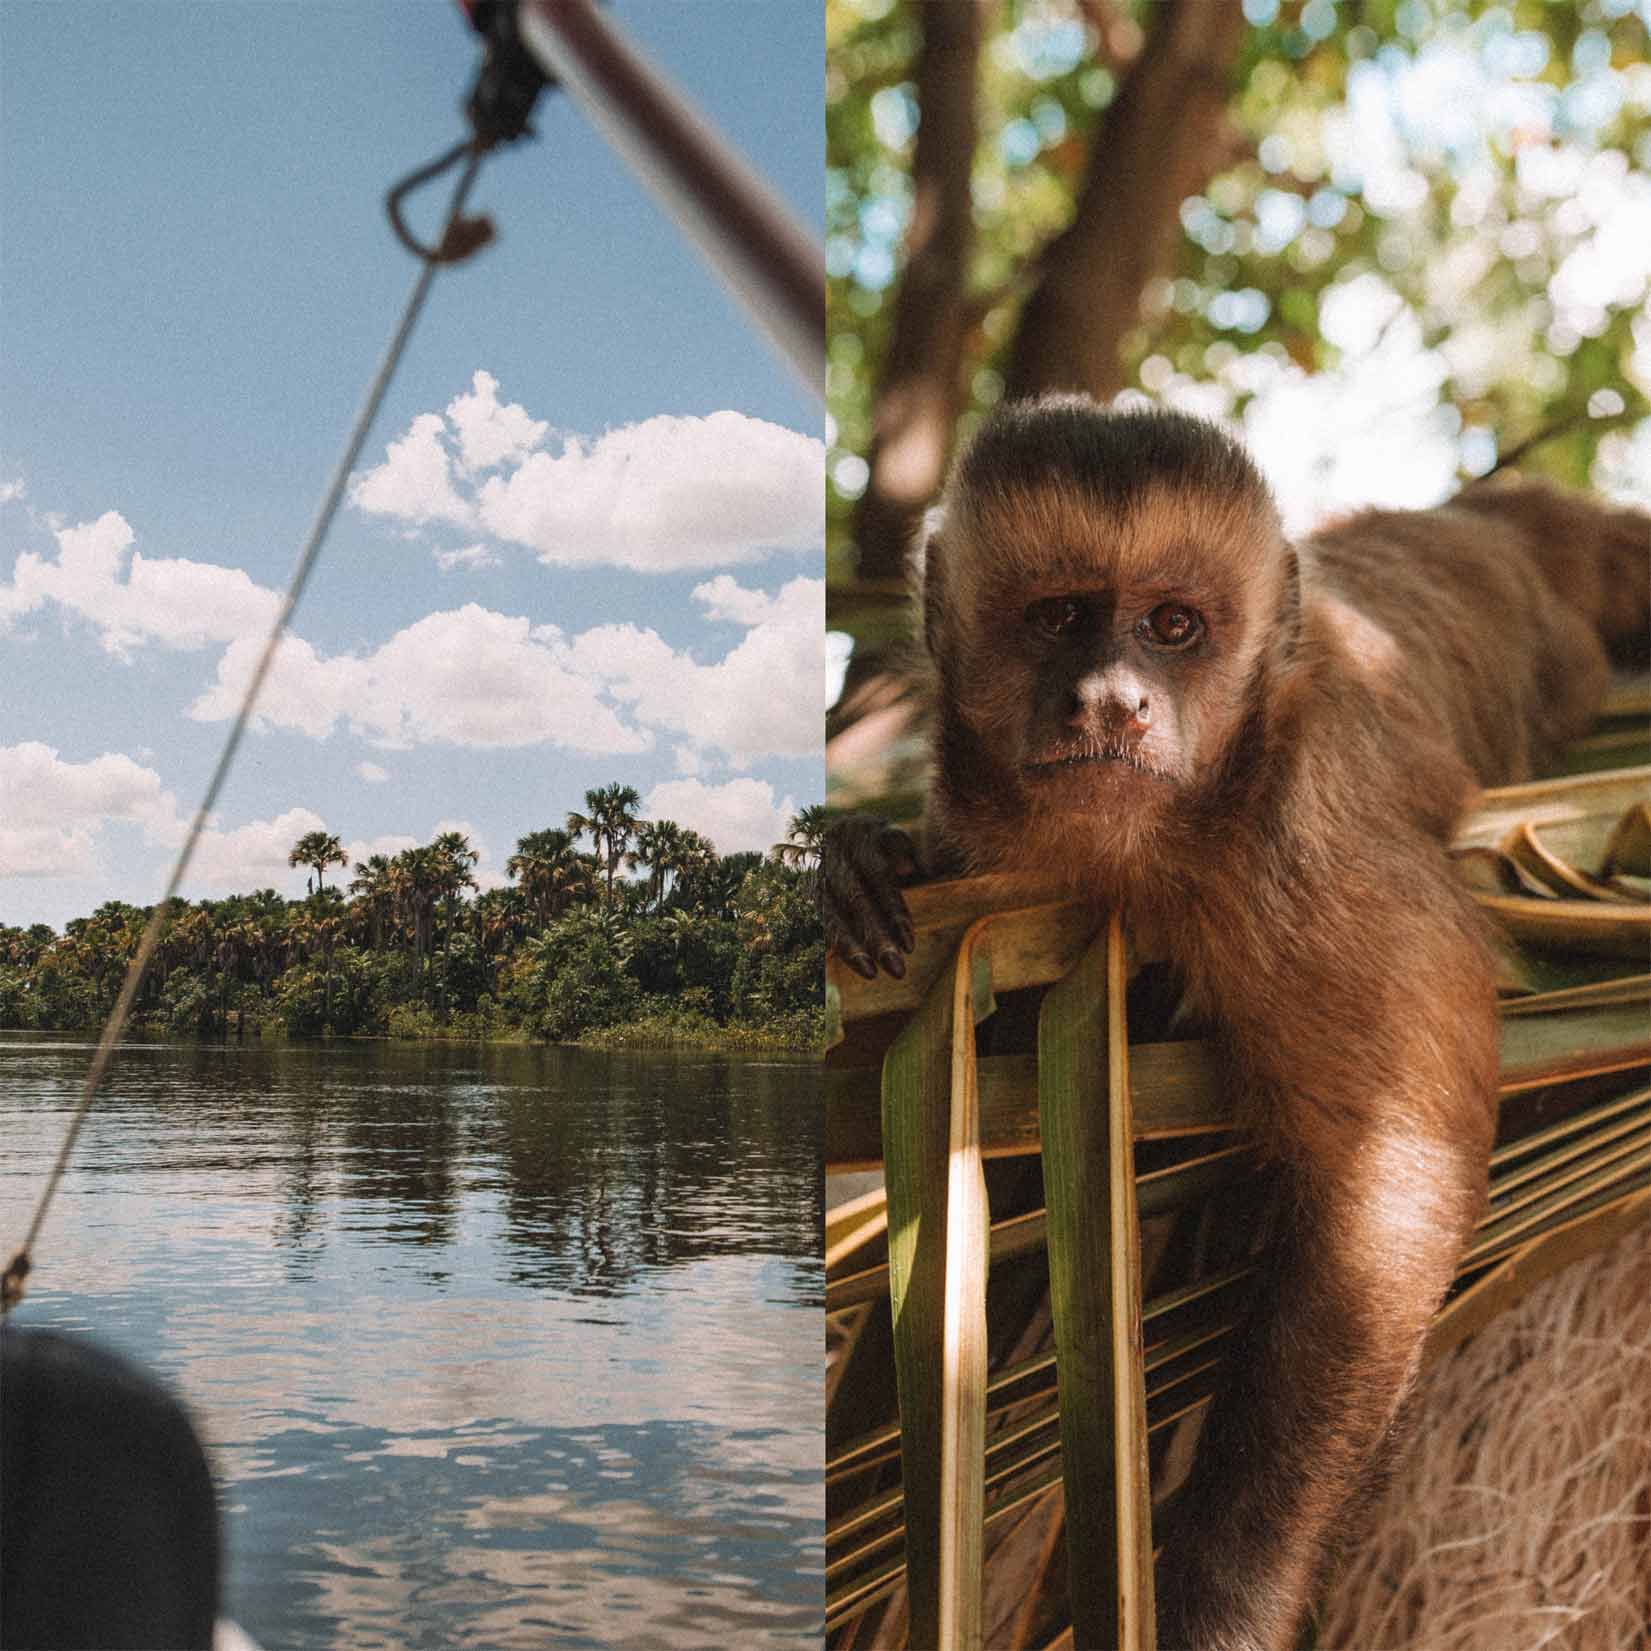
[912,505,948,660]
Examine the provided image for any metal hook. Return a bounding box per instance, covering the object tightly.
[386,139,495,265]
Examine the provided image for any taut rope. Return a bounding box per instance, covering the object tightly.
[1,146,488,1315]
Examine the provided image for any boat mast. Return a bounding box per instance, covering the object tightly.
[516,0,824,401]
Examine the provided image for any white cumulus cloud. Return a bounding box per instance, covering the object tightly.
[477,410,823,572]
[344,832,420,865]
[193,632,350,740]
[349,373,822,575]
[435,543,500,573]
[350,412,475,529]
[355,761,390,783]
[0,512,280,659]
[566,576,823,764]
[446,370,549,474]
[0,741,181,877]
[190,576,818,767]
[188,806,329,891]
[643,777,797,858]
[189,603,651,756]
[0,742,348,896]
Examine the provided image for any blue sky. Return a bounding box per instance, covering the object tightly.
[1,0,823,929]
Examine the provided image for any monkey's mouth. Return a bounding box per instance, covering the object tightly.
[1021,743,1156,779]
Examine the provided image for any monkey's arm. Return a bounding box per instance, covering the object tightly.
[821,814,923,980]
[1156,919,1497,1651]
[1157,1129,1484,1650]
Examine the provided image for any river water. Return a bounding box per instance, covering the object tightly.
[0,1033,823,1650]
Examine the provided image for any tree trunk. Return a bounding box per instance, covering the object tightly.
[851,0,989,580]
[1003,0,1247,402]
[441,904,453,1018]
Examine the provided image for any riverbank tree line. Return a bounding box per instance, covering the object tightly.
[0,786,825,1049]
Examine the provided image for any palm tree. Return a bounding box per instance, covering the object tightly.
[431,831,479,1013]
[390,846,442,982]
[632,817,687,911]
[772,805,828,882]
[289,906,347,1029]
[632,819,663,909]
[382,855,414,952]
[694,848,765,918]
[67,902,142,1005]
[214,916,263,1031]
[170,904,214,969]
[507,828,587,925]
[567,783,642,903]
[473,886,524,987]
[348,854,395,950]
[669,830,721,911]
[243,890,288,999]
[289,830,348,895]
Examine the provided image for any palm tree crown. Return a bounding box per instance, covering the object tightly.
[568,783,642,902]
[507,828,590,922]
[772,805,827,871]
[289,830,348,894]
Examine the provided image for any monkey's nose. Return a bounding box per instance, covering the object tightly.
[1112,696,1151,737]
[1066,676,1150,735]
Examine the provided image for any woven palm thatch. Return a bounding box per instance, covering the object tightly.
[1319,1229,1651,1651]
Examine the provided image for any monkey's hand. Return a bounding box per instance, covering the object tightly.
[823,815,921,980]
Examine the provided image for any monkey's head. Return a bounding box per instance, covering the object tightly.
[920,397,1296,879]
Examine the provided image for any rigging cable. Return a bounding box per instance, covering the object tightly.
[1,145,488,1316]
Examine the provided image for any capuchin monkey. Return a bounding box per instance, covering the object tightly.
[825,397,1649,1651]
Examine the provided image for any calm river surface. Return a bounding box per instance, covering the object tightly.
[0,1033,823,1649]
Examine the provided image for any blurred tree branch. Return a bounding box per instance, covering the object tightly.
[852,0,991,583]
[1004,0,1248,400]
[849,0,1249,583]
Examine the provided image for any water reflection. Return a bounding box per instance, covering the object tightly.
[0,1034,823,1650]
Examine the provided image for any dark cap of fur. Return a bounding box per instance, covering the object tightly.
[955,395,1269,515]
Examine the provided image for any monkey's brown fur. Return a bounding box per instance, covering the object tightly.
[826,397,1647,1651]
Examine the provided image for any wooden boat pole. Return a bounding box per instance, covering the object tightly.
[517,0,824,399]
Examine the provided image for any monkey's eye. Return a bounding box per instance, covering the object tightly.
[1140,604,1203,648]
[1025,597,1083,638]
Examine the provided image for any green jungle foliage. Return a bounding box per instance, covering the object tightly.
[0,796,827,1050]
[827,0,1651,582]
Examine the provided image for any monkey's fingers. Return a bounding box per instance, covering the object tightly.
[823,818,919,979]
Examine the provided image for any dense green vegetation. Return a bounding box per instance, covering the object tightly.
[0,788,826,1050]
[828,0,1649,587]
